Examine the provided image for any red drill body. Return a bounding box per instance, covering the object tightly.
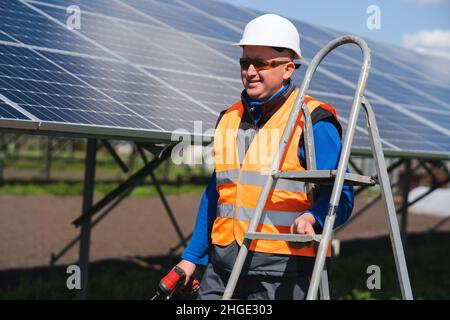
[151,266,199,300]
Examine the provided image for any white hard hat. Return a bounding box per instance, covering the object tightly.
[233,14,302,59]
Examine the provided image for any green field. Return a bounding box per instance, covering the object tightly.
[0,182,206,197]
[1,148,209,197]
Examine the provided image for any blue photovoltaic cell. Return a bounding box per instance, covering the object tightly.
[34,2,241,79]
[0,44,159,129]
[368,40,450,84]
[318,62,450,115]
[400,103,450,134]
[34,0,152,24]
[183,0,256,22]
[303,67,359,97]
[147,67,241,111]
[33,4,201,74]
[293,21,335,44]
[370,52,424,80]
[0,32,17,42]
[194,36,241,61]
[125,0,241,41]
[373,104,450,153]
[0,101,31,120]
[316,95,450,154]
[37,50,219,130]
[301,37,360,67]
[396,79,450,109]
[122,22,240,78]
[0,0,112,57]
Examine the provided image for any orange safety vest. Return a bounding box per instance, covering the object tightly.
[212,89,339,257]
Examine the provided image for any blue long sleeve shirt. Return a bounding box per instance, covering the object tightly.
[181,118,354,266]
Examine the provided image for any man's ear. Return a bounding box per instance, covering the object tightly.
[282,62,296,81]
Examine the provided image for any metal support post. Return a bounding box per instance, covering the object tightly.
[76,138,97,300]
[400,160,412,248]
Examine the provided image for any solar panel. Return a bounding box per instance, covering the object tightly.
[0,0,449,159]
[181,0,257,23]
[0,101,31,120]
[1,0,113,57]
[124,0,242,41]
[0,94,37,130]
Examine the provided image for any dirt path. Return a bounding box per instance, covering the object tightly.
[1,194,449,269]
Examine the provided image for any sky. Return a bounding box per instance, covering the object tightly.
[221,0,450,59]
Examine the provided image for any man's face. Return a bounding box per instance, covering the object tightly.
[241,46,295,101]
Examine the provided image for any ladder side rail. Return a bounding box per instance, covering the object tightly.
[306,36,372,300]
[362,98,413,300]
[302,83,330,300]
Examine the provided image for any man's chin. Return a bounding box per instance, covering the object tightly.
[246,88,266,101]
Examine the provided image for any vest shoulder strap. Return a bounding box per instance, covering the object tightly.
[215,101,242,129]
[303,95,342,137]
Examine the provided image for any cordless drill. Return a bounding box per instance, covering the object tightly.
[151,266,200,300]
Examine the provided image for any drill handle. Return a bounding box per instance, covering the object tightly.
[158,266,186,297]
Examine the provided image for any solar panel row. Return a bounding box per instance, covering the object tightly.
[0,0,449,159]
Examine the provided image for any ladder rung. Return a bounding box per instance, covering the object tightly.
[273,170,377,186]
[245,232,322,243]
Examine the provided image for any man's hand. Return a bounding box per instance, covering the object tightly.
[175,259,196,286]
[290,213,316,235]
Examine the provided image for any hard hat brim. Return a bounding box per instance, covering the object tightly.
[232,41,302,60]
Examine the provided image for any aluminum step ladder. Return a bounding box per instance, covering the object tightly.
[222,35,413,300]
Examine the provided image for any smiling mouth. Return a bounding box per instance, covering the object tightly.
[247,81,260,87]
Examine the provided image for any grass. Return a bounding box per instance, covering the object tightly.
[0,182,206,198]
[330,236,450,299]
[3,153,208,180]
[0,261,167,300]
[1,151,209,197]
[1,236,449,300]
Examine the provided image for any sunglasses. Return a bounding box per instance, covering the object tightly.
[239,57,292,71]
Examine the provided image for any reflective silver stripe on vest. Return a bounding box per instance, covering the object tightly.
[216,169,240,185]
[216,203,234,218]
[236,128,258,164]
[239,171,307,193]
[235,206,300,227]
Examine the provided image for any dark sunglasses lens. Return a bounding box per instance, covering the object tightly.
[239,58,251,69]
[239,58,268,70]
[252,60,266,69]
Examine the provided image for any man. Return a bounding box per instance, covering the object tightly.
[174,14,354,300]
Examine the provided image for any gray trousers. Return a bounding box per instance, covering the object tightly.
[197,263,310,300]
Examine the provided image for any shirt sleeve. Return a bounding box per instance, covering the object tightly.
[299,118,354,229]
[181,171,218,265]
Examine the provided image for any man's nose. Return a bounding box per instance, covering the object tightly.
[246,63,258,76]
